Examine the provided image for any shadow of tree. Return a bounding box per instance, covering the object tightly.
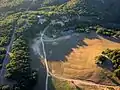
[72,82,82,90]
[97,59,113,71]
[30,29,120,89]
[45,31,100,62]
[48,77,56,90]
[30,49,55,90]
[107,75,120,86]
[74,85,82,90]
[98,35,120,43]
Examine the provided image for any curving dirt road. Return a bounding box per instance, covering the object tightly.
[40,23,51,90]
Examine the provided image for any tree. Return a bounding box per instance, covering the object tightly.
[2,85,10,90]
[99,49,120,79]
[95,55,107,65]
[114,68,120,79]
[96,27,103,34]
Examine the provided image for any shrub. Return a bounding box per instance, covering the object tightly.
[2,85,10,90]
[114,68,120,79]
[0,64,2,69]
[98,49,120,79]
[95,55,107,65]
[0,54,5,64]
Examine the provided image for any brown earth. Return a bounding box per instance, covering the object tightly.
[48,33,120,85]
[31,31,120,90]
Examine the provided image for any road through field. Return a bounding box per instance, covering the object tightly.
[39,24,120,90]
[40,23,51,90]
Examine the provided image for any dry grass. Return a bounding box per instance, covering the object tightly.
[52,77,120,90]
[48,33,120,85]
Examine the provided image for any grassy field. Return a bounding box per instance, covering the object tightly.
[48,31,120,85]
[49,77,120,90]
[52,78,82,90]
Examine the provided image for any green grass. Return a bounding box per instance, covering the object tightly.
[52,78,82,90]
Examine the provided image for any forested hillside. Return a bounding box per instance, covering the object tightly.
[1,0,120,23]
[57,0,120,23]
[0,0,68,14]
[0,0,24,8]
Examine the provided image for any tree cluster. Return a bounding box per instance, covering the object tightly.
[0,47,6,69]
[75,24,91,33]
[0,85,11,90]
[96,26,120,38]
[5,36,37,90]
[96,48,120,79]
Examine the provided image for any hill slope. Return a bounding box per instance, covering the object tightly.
[0,0,68,14]
[1,0,120,23]
[57,0,120,23]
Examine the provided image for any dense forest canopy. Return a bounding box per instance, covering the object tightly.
[1,0,120,23]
